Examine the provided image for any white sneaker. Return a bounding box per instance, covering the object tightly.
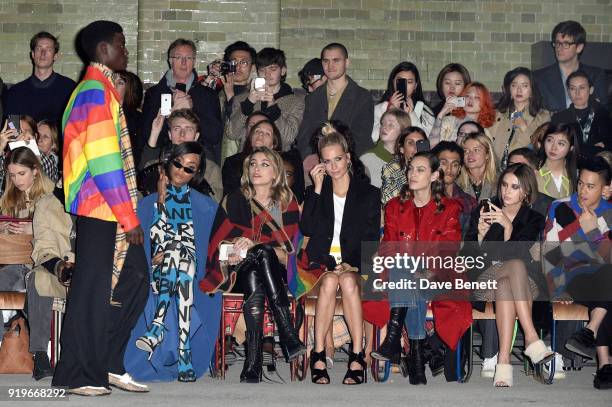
[543,350,566,379]
[481,353,498,378]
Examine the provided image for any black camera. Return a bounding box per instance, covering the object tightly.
[220,60,237,75]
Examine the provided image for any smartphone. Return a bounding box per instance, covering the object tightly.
[160,94,172,116]
[395,78,408,102]
[254,77,266,92]
[482,199,491,213]
[8,114,21,134]
[175,83,187,93]
[416,139,430,153]
[454,97,466,108]
[219,244,247,261]
[482,199,492,224]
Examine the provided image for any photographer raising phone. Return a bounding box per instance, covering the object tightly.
[372,62,435,142]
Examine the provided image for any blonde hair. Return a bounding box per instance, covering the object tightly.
[0,147,55,217]
[457,132,497,191]
[37,120,59,153]
[381,108,412,132]
[318,131,349,156]
[240,147,293,209]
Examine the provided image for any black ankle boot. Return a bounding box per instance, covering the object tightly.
[407,339,427,385]
[424,333,445,377]
[240,330,263,383]
[371,307,407,363]
[272,305,306,363]
[32,351,53,381]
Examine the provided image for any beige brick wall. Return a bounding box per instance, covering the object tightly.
[0,0,610,93]
[137,0,280,84]
[0,0,139,84]
[280,0,612,91]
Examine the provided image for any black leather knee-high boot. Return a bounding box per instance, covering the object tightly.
[238,262,265,383]
[371,307,407,363]
[253,245,305,363]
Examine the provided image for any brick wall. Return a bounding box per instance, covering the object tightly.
[137,0,280,83]
[280,0,612,91]
[1,0,610,93]
[0,0,138,84]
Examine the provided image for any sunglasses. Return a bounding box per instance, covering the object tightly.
[172,160,196,174]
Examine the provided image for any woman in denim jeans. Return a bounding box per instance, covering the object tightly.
[371,151,462,384]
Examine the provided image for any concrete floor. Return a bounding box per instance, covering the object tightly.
[0,358,610,407]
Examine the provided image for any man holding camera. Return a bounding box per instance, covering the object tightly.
[2,31,75,126]
[296,43,374,158]
[142,39,222,163]
[227,47,304,151]
[218,41,257,162]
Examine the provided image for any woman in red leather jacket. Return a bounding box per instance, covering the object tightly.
[371,151,463,385]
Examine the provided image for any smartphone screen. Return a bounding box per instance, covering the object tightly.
[395,78,408,101]
[483,199,491,213]
[254,77,266,91]
[175,83,187,93]
[8,114,21,133]
[415,139,430,153]
[160,94,172,116]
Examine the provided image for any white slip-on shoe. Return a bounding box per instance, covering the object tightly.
[108,372,149,393]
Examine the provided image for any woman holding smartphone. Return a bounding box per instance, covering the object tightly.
[0,115,38,195]
[464,163,552,387]
[432,63,471,117]
[430,82,495,147]
[301,132,381,385]
[0,147,54,290]
[200,147,305,383]
[371,62,435,142]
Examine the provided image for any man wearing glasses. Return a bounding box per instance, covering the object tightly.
[142,39,223,164]
[534,20,608,113]
[218,41,257,163]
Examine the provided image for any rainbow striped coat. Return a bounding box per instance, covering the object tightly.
[62,64,139,231]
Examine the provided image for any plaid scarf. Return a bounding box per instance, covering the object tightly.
[200,192,299,293]
[39,152,59,183]
[95,63,139,294]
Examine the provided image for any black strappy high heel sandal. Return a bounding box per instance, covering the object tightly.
[343,350,367,385]
[310,350,330,384]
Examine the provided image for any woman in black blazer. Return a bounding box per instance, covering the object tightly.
[300,132,381,385]
[464,163,552,387]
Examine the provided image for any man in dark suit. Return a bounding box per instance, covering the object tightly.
[142,39,223,163]
[296,43,374,158]
[534,21,608,114]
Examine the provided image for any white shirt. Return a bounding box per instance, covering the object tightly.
[329,193,346,264]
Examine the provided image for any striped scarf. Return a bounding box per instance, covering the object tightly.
[96,63,139,294]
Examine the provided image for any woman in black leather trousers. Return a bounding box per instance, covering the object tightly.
[201,147,305,383]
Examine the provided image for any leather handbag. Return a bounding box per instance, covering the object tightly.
[0,317,34,374]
